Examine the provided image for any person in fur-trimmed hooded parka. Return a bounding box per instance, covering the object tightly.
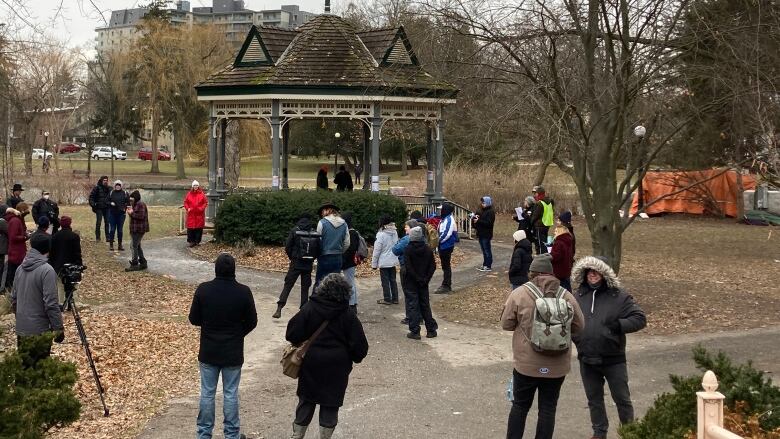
[571,256,646,439]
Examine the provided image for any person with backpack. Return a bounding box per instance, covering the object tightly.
[89,176,111,242]
[341,213,362,314]
[393,219,422,325]
[107,180,129,252]
[571,256,646,439]
[500,253,584,439]
[403,226,437,340]
[508,230,533,290]
[315,202,349,287]
[473,195,496,272]
[434,203,457,294]
[530,186,554,254]
[550,225,575,291]
[372,214,399,305]
[273,213,318,319]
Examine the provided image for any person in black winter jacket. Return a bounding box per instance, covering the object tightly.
[571,256,646,439]
[189,253,257,439]
[107,180,129,251]
[48,216,82,305]
[472,196,496,271]
[273,213,317,319]
[403,227,438,340]
[286,273,369,439]
[89,176,111,241]
[333,165,354,192]
[508,230,533,289]
[32,191,60,234]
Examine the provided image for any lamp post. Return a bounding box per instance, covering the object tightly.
[42,131,49,173]
[634,125,647,210]
[334,132,341,169]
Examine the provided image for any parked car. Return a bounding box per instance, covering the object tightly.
[91,146,127,160]
[55,142,82,154]
[32,148,53,160]
[137,147,173,161]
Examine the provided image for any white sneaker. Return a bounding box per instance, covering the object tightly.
[477,266,488,272]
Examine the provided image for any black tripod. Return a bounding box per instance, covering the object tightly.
[61,275,110,417]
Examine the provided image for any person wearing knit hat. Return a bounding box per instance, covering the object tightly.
[473,196,496,272]
[557,210,576,257]
[107,180,129,251]
[402,226,438,339]
[49,215,83,304]
[501,252,584,439]
[392,219,422,323]
[184,179,208,247]
[30,216,51,243]
[434,202,458,294]
[508,229,533,289]
[126,190,149,271]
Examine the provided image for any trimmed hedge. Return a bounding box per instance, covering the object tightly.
[214,190,409,245]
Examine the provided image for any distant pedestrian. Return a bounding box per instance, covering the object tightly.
[286,273,369,439]
[107,180,129,252]
[530,186,554,254]
[32,191,60,234]
[393,219,420,325]
[4,203,29,291]
[125,190,149,272]
[434,203,457,294]
[316,166,329,191]
[0,204,8,291]
[333,165,354,192]
[189,253,257,439]
[473,195,496,272]
[558,210,576,257]
[89,176,111,242]
[508,230,533,290]
[371,214,399,305]
[273,213,317,319]
[501,253,584,439]
[550,226,574,291]
[340,213,362,313]
[184,180,208,247]
[571,256,646,439]
[403,226,437,340]
[6,183,24,209]
[354,164,362,185]
[315,202,349,287]
[49,216,82,306]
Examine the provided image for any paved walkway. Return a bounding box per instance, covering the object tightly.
[135,237,780,439]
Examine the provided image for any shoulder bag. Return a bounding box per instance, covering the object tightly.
[281,320,329,379]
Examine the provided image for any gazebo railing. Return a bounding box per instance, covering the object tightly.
[403,198,473,239]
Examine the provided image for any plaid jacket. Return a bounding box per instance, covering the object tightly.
[128,201,149,234]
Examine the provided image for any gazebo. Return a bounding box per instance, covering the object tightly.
[195,12,458,219]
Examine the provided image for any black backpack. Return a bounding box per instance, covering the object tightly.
[295,230,321,260]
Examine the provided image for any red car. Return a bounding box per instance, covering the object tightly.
[55,142,81,154]
[138,147,173,161]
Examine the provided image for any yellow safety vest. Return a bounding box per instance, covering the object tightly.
[539,200,554,227]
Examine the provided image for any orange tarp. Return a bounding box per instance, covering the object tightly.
[630,169,757,217]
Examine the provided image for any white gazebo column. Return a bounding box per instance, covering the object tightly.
[370,104,382,192]
[432,118,446,203]
[206,105,218,220]
[424,123,434,203]
[271,99,281,190]
[282,122,290,189]
[362,123,370,190]
[217,118,228,198]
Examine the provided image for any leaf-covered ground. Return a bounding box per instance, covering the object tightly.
[436,215,780,335]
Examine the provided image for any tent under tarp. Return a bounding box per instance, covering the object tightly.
[630,169,757,217]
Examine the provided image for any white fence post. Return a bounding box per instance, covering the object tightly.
[697,370,743,439]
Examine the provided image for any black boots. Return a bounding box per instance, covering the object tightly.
[125,260,147,272]
[109,241,114,251]
[117,239,125,251]
[272,305,283,319]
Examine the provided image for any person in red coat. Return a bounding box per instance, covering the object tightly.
[184,180,208,247]
[4,202,30,291]
[550,225,575,291]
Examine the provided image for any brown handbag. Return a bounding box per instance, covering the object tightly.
[281,320,329,379]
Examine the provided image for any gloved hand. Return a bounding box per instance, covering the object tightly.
[53,330,65,343]
[606,320,622,334]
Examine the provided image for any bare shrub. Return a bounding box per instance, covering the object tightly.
[16,176,93,205]
[235,237,257,257]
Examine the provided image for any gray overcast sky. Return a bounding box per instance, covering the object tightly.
[31,0,331,49]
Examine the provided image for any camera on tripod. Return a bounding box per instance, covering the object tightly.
[60,264,85,287]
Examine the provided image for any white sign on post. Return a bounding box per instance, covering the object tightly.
[272,175,280,187]
[427,170,434,181]
[371,175,380,192]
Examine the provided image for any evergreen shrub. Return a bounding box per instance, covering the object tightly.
[215,190,408,245]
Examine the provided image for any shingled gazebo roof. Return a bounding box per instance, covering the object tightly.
[196,14,458,101]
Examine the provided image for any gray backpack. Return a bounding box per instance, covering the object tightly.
[524,282,573,356]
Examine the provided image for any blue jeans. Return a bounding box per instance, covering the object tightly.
[479,237,493,268]
[197,362,242,439]
[314,254,342,289]
[107,210,125,243]
[343,266,358,305]
[379,267,398,302]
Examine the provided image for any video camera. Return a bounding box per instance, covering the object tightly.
[60,264,86,286]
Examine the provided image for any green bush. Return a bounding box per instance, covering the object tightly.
[0,335,81,438]
[619,346,780,439]
[215,190,409,245]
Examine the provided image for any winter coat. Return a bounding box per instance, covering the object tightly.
[0,209,8,255]
[392,235,410,266]
[501,274,585,378]
[189,272,257,367]
[342,229,360,270]
[403,241,436,287]
[108,189,129,214]
[551,232,574,282]
[5,210,28,265]
[473,206,496,240]
[32,198,59,225]
[571,256,647,366]
[316,170,328,190]
[286,294,369,407]
[128,201,149,234]
[371,226,399,268]
[11,248,63,337]
[6,195,23,209]
[333,170,354,192]
[89,180,111,211]
[508,239,533,286]
[438,214,458,251]
[317,215,349,256]
[286,217,316,271]
[514,206,534,233]
[563,223,576,256]
[183,189,208,229]
[49,227,82,275]
[530,196,554,228]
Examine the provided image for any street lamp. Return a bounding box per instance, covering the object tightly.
[42,131,49,172]
[334,132,341,168]
[634,125,647,210]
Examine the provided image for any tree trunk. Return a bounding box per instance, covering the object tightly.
[533,157,554,186]
[224,120,240,187]
[410,152,419,168]
[24,126,32,176]
[174,126,186,180]
[735,167,745,219]
[400,140,408,176]
[150,107,160,174]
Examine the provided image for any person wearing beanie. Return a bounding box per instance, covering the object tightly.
[550,226,575,291]
[403,226,438,339]
[107,180,129,251]
[89,176,111,242]
[508,230,533,289]
[273,213,317,319]
[184,180,208,247]
[473,195,496,272]
[558,210,576,256]
[189,253,257,439]
[501,253,584,439]
[571,256,646,439]
[393,219,421,324]
[285,273,369,439]
[32,190,60,234]
[372,214,399,305]
[530,186,555,255]
[435,202,458,294]
[125,190,149,271]
[339,212,362,314]
[4,202,30,291]
[49,215,83,304]
[11,232,64,366]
